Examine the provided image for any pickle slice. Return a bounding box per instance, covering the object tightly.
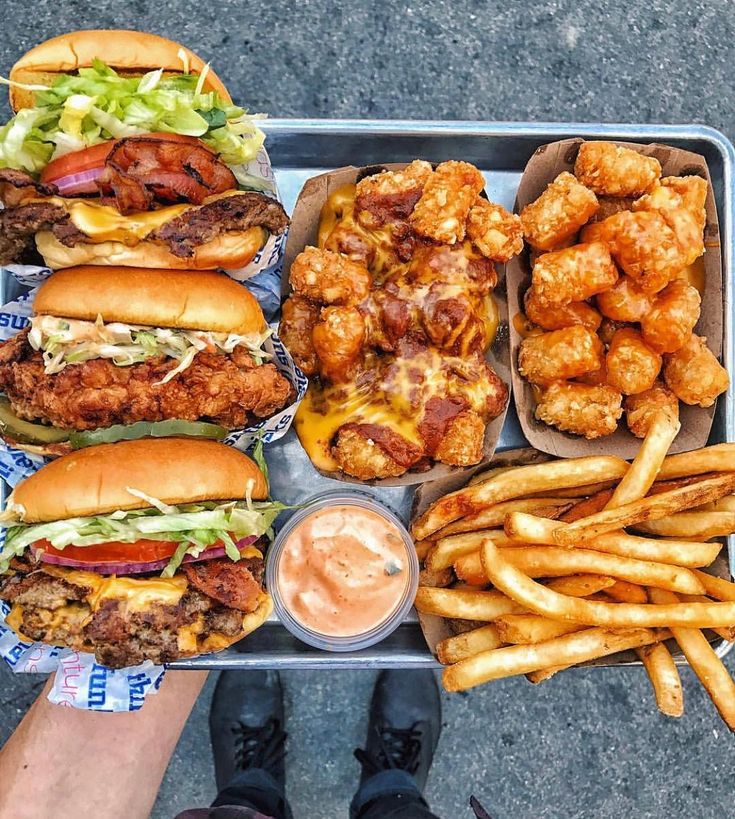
[69,419,229,449]
[0,398,70,444]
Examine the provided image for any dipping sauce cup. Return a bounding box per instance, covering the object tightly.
[266,493,418,651]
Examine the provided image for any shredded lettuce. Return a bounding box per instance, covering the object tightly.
[0,497,287,575]
[28,315,272,378]
[0,59,264,174]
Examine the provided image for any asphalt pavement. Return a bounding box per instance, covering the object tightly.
[1,2,735,817]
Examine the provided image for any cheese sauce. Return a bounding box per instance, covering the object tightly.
[275,504,411,638]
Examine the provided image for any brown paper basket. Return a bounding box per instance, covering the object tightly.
[505,138,723,459]
[410,447,733,667]
[281,164,510,487]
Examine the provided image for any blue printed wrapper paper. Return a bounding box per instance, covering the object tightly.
[1,601,165,711]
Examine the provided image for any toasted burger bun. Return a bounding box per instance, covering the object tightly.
[9,438,269,523]
[9,30,231,111]
[36,226,268,272]
[35,266,265,335]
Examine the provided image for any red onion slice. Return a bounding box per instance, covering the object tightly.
[53,167,104,195]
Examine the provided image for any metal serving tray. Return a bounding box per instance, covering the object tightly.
[3,120,734,670]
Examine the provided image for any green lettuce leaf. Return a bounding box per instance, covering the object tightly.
[0,61,264,174]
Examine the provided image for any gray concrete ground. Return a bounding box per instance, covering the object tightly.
[1,2,735,817]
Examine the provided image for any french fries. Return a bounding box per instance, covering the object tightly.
[456,545,705,594]
[635,512,735,540]
[436,624,503,664]
[480,538,735,628]
[414,587,523,621]
[553,473,735,545]
[414,431,735,729]
[443,627,661,692]
[605,410,680,509]
[649,587,735,730]
[435,497,572,538]
[411,456,629,540]
[636,642,684,718]
[425,529,514,572]
[505,512,721,567]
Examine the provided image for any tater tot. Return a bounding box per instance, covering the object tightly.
[312,306,366,383]
[535,381,623,439]
[531,241,618,306]
[524,287,602,332]
[596,276,651,322]
[434,411,485,466]
[663,334,730,407]
[624,382,680,438]
[574,141,661,197]
[409,160,485,244]
[520,172,599,250]
[290,246,371,306]
[640,279,701,353]
[518,326,604,385]
[582,210,687,294]
[466,198,523,261]
[633,176,706,266]
[606,327,662,395]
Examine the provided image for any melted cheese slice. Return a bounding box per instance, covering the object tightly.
[44,197,190,245]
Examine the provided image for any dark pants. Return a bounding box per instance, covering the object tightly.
[175,766,440,819]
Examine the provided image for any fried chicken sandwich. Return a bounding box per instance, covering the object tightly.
[0,266,293,454]
[0,438,280,667]
[0,30,288,269]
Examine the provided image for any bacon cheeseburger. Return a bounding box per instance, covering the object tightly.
[0,439,281,667]
[0,266,293,455]
[0,29,288,269]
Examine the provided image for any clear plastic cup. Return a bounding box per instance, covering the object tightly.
[266,491,419,651]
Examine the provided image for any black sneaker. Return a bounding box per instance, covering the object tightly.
[209,670,287,792]
[354,669,441,792]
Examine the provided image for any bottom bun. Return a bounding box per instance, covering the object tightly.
[36,227,268,271]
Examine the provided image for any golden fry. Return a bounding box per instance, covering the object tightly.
[634,512,735,540]
[426,529,513,572]
[443,626,660,692]
[436,497,572,538]
[480,538,735,628]
[606,579,649,604]
[414,587,523,621]
[559,489,615,522]
[636,641,684,718]
[545,575,617,596]
[411,455,629,540]
[605,410,680,509]
[436,624,503,665]
[649,587,735,731]
[456,546,704,594]
[553,473,735,546]
[495,614,584,644]
[659,444,735,479]
[504,512,721,567]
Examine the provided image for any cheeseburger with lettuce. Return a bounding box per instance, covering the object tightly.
[0,438,281,667]
[0,29,288,269]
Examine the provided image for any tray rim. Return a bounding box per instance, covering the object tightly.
[4,119,734,670]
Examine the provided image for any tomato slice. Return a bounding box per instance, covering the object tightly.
[40,133,203,185]
[35,538,180,564]
[40,141,115,185]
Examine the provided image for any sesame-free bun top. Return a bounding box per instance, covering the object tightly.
[10,438,269,523]
[34,266,266,335]
[9,30,231,111]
